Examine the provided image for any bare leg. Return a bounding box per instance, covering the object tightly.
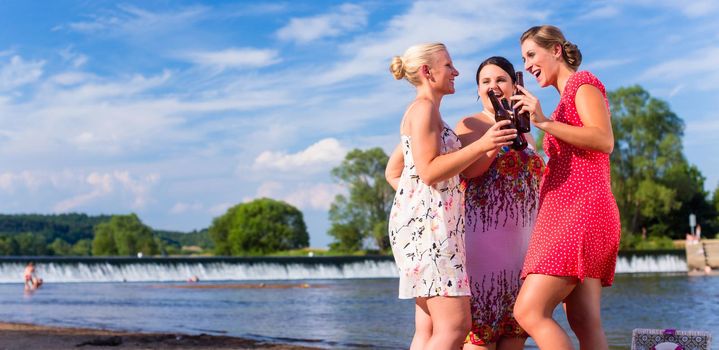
[514,274,576,350]
[564,278,608,350]
[410,297,433,350]
[425,296,471,350]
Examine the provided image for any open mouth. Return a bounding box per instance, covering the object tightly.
[532,69,541,79]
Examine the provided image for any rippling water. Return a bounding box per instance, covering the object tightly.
[0,274,716,349]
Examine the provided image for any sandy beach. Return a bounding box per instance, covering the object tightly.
[0,322,321,350]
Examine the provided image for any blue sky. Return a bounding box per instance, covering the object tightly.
[1,0,718,247]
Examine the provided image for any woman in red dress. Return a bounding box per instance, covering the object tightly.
[510,25,621,349]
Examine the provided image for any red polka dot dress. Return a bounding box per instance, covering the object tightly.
[521,71,621,287]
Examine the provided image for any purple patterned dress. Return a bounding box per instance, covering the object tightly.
[463,143,544,345]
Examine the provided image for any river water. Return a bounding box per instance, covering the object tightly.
[0,273,716,349]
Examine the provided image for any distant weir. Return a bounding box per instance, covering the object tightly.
[0,251,687,283]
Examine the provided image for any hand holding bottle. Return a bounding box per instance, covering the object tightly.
[513,72,531,133]
[475,120,516,153]
[511,85,550,128]
[489,90,527,151]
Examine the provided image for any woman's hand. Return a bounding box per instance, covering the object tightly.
[511,85,550,127]
[475,120,516,152]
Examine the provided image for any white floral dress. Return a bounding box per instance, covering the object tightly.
[388,123,470,299]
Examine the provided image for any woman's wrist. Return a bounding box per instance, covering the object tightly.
[535,118,552,131]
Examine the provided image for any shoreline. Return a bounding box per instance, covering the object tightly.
[0,322,322,350]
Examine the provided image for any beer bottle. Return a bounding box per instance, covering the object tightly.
[513,72,531,133]
[488,90,527,151]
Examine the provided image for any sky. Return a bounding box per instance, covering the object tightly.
[1,0,718,247]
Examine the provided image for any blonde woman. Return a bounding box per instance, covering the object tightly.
[386,43,517,350]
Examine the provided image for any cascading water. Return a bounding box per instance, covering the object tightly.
[0,251,688,283]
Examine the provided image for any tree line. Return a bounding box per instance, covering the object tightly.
[0,213,213,256]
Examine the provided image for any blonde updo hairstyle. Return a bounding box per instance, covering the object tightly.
[390,43,447,86]
[520,25,582,71]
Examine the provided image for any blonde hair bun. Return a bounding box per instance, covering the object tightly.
[390,56,405,80]
[389,43,447,86]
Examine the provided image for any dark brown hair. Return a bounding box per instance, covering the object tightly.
[476,56,516,85]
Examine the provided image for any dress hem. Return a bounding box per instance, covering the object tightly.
[521,271,614,287]
[398,292,471,300]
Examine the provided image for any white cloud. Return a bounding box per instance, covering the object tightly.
[114,171,160,208]
[50,72,92,86]
[52,171,159,212]
[182,48,280,70]
[0,56,300,163]
[253,138,347,172]
[59,47,88,68]
[578,5,619,20]
[170,201,204,214]
[683,1,719,17]
[283,183,345,211]
[53,172,114,212]
[650,0,718,17]
[0,171,44,193]
[256,181,283,197]
[639,46,719,91]
[65,4,208,36]
[0,173,12,191]
[668,84,684,98]
[277,3,368,44]
[246,181,345,211]
[584,58,633,71]
[208,202,233,216]
[0,55,45,91]
[311,0,547,86]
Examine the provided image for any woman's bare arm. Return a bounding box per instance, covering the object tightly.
[385,144,404,190]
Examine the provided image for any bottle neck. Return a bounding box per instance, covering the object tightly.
[488,92,502,112]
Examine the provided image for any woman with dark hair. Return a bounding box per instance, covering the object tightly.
[511,25,620,349]
[455,56,544,350]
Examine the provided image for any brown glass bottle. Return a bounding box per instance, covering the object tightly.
[513,72,531,133]
[488,90,527,151]
[501,98,528,151]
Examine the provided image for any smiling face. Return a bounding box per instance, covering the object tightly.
[427,49,459,95]
[521,38,562,88]
[477,64,514,113]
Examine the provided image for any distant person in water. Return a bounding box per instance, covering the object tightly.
[24,262,43,291]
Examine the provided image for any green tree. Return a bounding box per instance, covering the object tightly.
[0,235,19,255]
[71,239,93,256]
[209,198,309,256]
[92,214,158,256]
[0,213,110,244]
[14,232,47,255]
[208,213,232,255]
[608,85,710,238]
[49,238,72,256]
[711,185,719,236]
[328,148,394,252]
